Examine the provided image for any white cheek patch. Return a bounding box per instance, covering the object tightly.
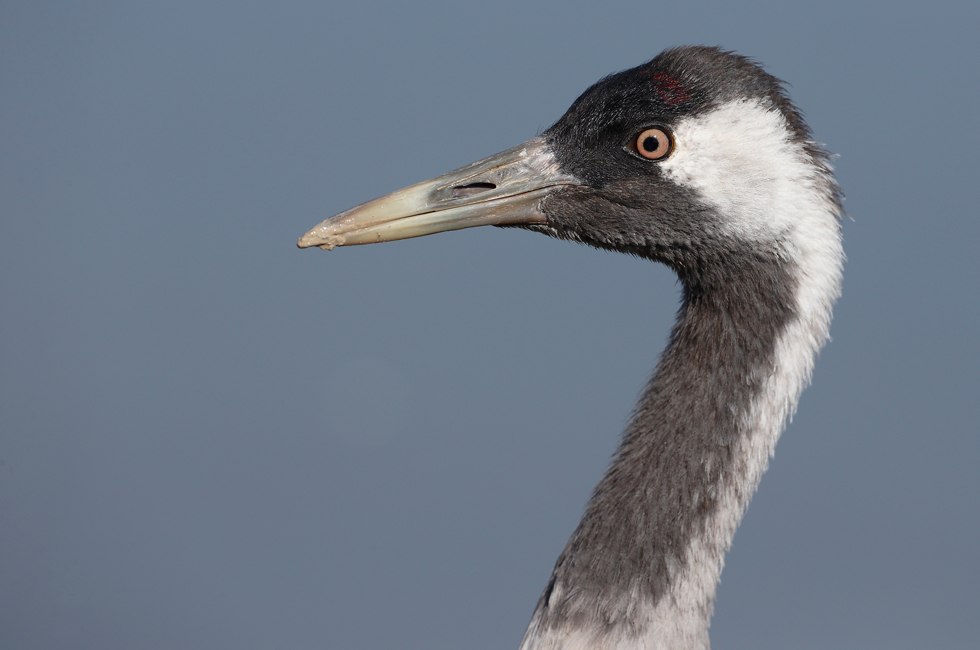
[660,99,835,242]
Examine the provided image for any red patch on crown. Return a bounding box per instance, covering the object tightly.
[649,72,690,105]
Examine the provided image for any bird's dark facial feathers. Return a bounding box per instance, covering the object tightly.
[535,46,825,277]
[544,46,807,186]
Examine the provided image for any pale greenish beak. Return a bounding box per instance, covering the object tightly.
[297,136,578,250]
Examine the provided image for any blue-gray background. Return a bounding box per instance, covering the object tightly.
[3,2,978,648]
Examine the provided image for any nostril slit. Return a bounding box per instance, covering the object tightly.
[451,182,496,198]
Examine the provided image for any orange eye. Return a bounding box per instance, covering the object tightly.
[632,127,673,160]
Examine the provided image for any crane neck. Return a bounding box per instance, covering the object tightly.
[520,226,843,650]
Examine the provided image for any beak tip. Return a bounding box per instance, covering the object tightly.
[298,226,346,251]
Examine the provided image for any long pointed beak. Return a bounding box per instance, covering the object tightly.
[297,137,578,250]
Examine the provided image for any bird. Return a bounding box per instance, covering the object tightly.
[298,46,843,650]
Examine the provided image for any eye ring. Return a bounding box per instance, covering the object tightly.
[630,126,673,161]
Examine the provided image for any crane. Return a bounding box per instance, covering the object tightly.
[299,46,843,650]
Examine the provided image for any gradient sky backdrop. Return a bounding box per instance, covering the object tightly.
[2,2,978,649]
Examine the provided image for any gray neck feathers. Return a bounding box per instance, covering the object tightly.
[520,230,842,650]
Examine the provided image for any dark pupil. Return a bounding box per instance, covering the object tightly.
[642,135,660,152]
